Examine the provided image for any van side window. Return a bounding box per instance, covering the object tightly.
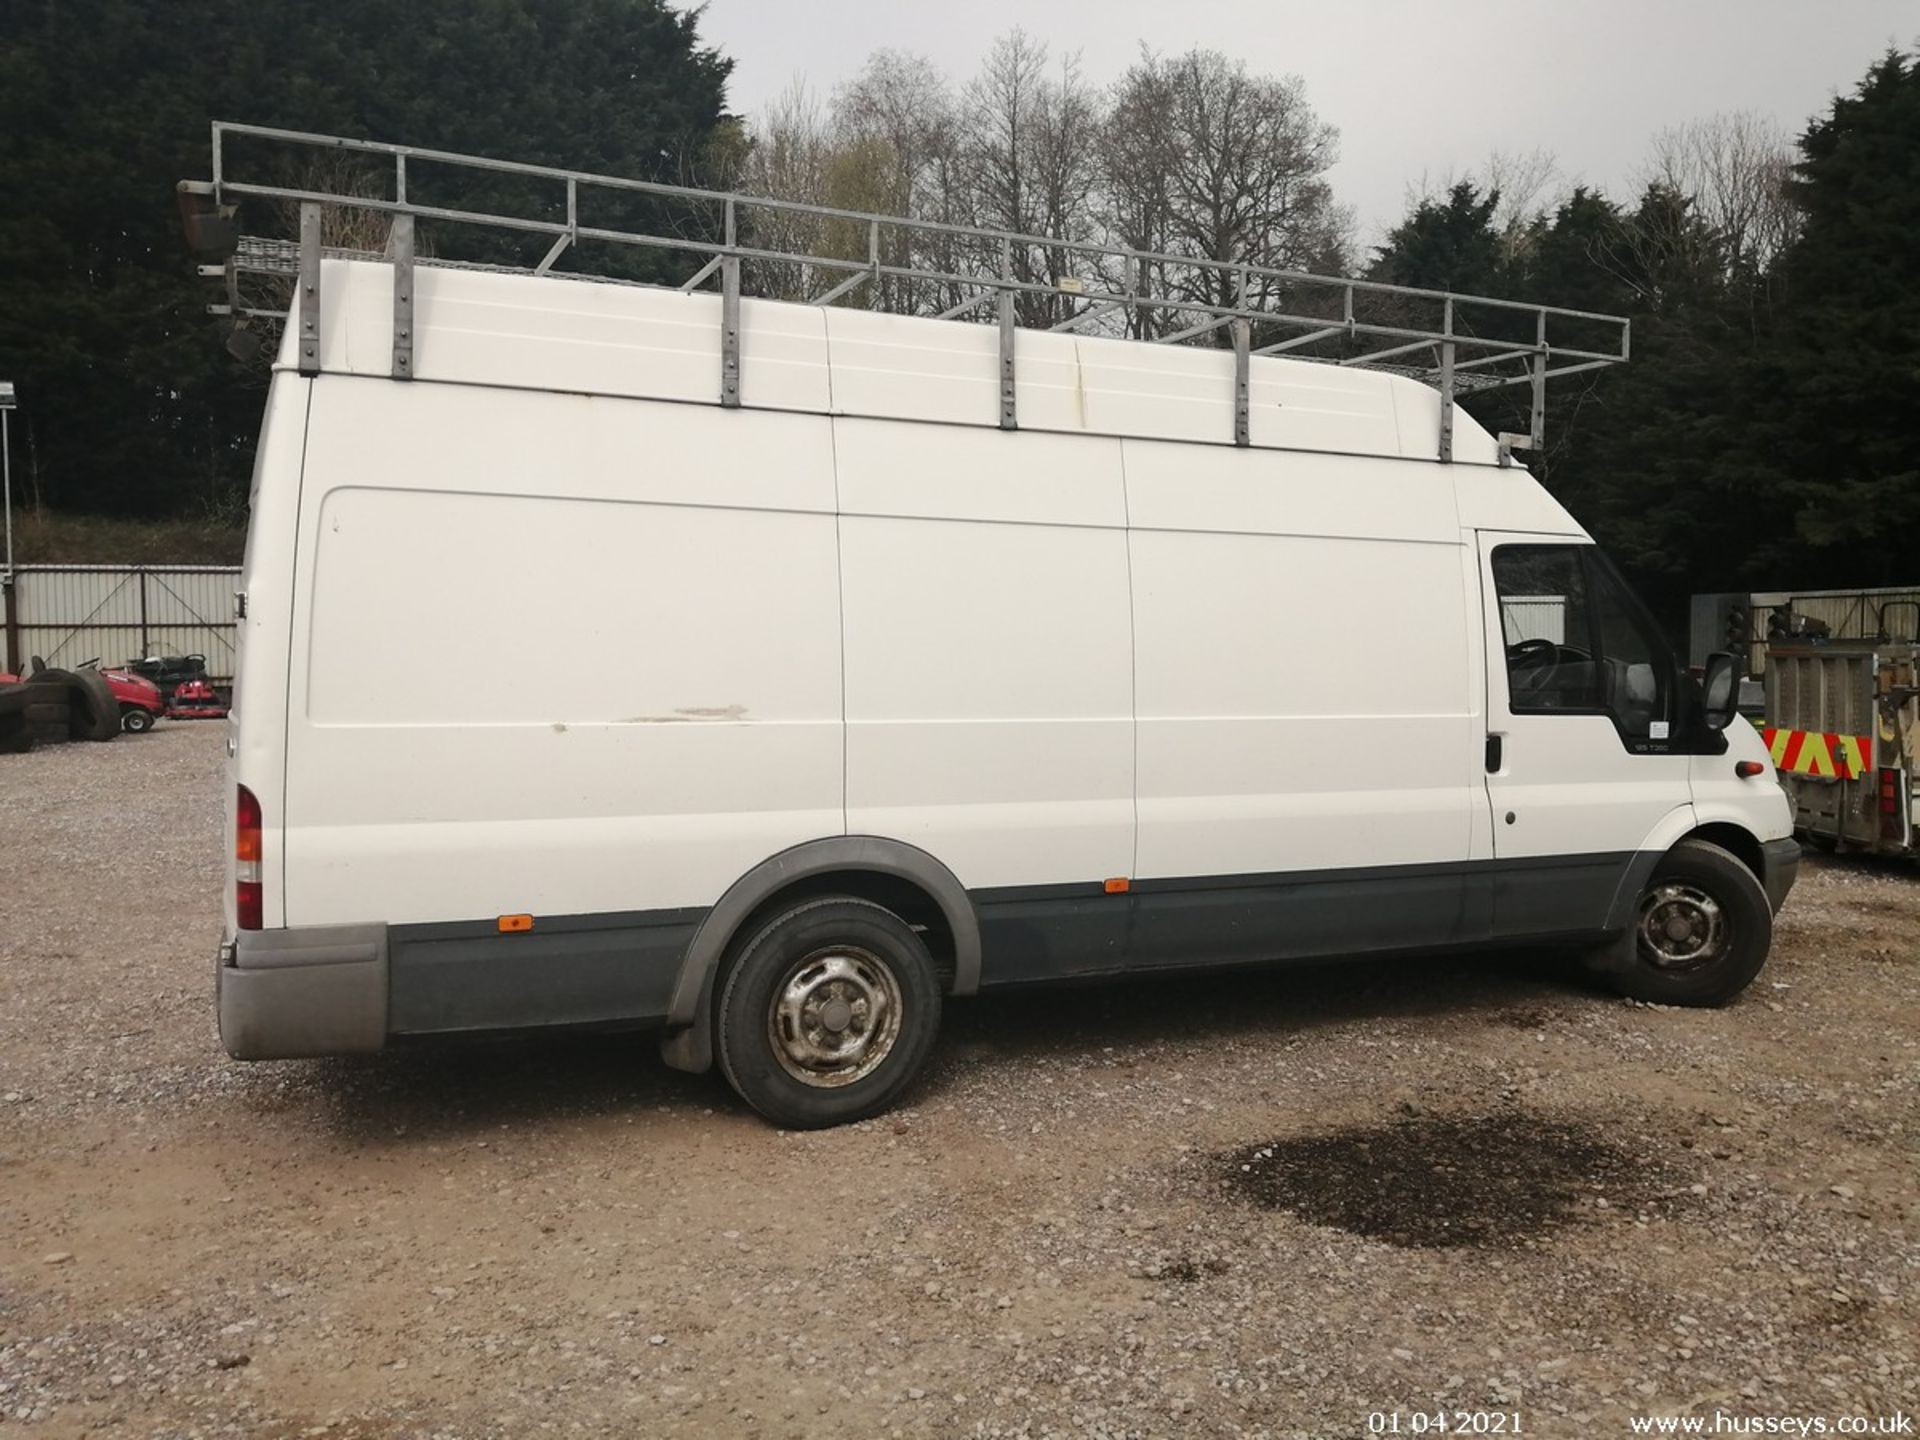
[1491,544,1670,743]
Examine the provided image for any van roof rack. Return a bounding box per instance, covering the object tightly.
[180,121,1630,464]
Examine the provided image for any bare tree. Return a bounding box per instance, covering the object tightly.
[1101,49,1349,338]
[834,50,962,309]
[741,40,1353,336]
[956,31,1103,321]
[835,50,957,216]
[1640,111,1799,275]
[1395,149,1562,271]
[737,80,837,300]
[743,81,831,204]
[1482,148,1560,266]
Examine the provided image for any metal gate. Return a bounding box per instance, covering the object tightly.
[2,565,240,682]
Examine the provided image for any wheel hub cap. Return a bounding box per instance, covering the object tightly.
[768,948,903,1089]
[1638,883,1726,971]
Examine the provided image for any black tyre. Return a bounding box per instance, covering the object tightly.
[1609,838,1772,1006]
[24,684,70,746]
[69,671,120,741]
[716,896,942,1129]
[121,706,155,733]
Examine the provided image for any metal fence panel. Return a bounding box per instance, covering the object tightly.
[6,565,241,681]
[1500,595,1567,646]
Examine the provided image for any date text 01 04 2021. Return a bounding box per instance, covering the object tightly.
[1369,1414,1524,1436]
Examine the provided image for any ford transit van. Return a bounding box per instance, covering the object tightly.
[197,127,1797,1128]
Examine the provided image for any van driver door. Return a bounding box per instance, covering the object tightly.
[1477,532,1694,938]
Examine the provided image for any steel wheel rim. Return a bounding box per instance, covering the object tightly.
[1637,882,1727,971]
[768,947,903,1088]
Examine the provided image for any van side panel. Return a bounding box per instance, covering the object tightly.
[835,418,1135,979]
[230,372,312,933]
[1126,441,1481,966]
[282,379,843,1028]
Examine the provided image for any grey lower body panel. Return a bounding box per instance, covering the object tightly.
[219,846,1750,1059]
[1760,836,1801,914]
[217,909,706,1060]
[218,924,389,1059]
[973,852,1641,987]
[387,908,704,1034]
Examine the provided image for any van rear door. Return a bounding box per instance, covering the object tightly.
[1477,532,1693,938]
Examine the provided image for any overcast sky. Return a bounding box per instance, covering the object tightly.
[699,0,1916,250]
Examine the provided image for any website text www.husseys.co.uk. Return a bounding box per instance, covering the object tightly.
[1629,1413,1911,1437]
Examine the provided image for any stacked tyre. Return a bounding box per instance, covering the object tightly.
[0,686,37,752]
[0,668,124,751]
[63,669,123,742]
[0,679,68,751]
[23,680,72,747]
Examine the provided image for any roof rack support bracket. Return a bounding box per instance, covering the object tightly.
[1437,299,1455,465]
[1051,299,1123,334]
[297,202,321,377]
[719,198,742,409]
[936,291,992,322]
[537,178,575,275]
[1232,319,1251,448]
[997,238,1017,431]
[1529,311,1548,451]
[535,232,572,274]
[997,286,1016,430]
[812,270,871,307]
[720,256,742,409]
[390,214,414,381]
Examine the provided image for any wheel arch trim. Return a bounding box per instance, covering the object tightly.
[666,835,982,1030]
[1600,805,1778,933]
[1600,804,1697,932]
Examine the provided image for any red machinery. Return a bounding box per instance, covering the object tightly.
[166,677,230,720]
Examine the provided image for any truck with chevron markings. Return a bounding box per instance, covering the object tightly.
[1764,635,1920,856]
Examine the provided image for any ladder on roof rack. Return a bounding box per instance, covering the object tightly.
[178,121,1630,464]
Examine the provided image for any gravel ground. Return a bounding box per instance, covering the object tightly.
[1,724,1916,1439]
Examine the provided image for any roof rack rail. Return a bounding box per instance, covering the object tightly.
[180,121,1630,463]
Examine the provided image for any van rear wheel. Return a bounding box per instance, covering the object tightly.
[1610,838,1772,1006]
[716,896,941,1129]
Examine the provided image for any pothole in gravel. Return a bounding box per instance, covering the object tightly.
[1490,1004,1552,1029]
[1220,1113,1680,1249]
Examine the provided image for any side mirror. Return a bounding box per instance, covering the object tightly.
[1701,651,1740,731]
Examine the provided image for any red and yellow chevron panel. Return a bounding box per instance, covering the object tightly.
[1762,727,1872,779]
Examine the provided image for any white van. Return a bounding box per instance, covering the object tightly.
[203,135,1796,1128]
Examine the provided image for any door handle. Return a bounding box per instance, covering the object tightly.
[1485,734,1504,773]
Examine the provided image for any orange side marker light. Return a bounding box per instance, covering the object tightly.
[1103,877,1130,894]
[498,914,534,933]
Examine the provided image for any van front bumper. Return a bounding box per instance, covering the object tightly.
[1760,836,1801,915]
[216,924,389,1059]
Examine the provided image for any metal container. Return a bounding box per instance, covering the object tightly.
[1763,641,1919,855]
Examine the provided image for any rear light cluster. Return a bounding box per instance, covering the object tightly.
[1879,768,1905,844]
[236,784,263,930]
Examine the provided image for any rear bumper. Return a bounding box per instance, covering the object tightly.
[1760,836,1801,915]
[216,924,389,1059]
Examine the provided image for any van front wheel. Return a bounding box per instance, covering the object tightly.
[1610,838,1772,1006]
[715,896,942,1128]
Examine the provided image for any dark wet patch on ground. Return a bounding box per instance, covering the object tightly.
[1153,1255,1231,1282]
[1219,1112,1683,1248]
[1489,1004,1552,1029]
